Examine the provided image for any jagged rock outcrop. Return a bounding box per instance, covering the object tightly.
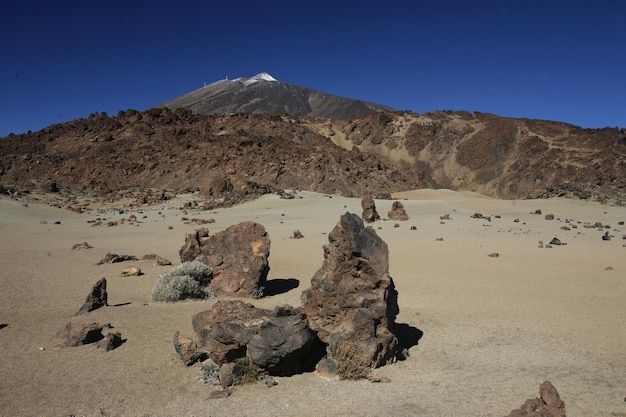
[388,201,409,220]
[191,300,320,375]
[186,222,270,297]
[506,381,566,417]
[75,278,108,316]
[301,212,399,370]
[173,331,208,365]
[361,195,380,223]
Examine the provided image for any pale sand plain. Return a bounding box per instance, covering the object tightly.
[0,190,624,417]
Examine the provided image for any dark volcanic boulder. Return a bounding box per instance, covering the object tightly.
[361,195,380,223]
[173,331,208,365]
[301,212,399,370]
[247,305,321,376]
[193,222,270,297]
[75,278,108,316]
[506,381,566,417]
[192,300,319,375]
[388,201,409,221]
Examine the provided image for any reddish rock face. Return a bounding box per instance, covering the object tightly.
[181,222,270,298]
[301,212,399,369]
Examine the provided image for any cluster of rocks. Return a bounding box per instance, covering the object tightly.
[175,212,401,384]
[361,196,409,223]
[54,278,125,351]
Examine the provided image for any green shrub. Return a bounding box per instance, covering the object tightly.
[231,356,258,386]
[151,261,212,302]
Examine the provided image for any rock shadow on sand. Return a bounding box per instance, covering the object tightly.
[395,323,423,359]
[0,323,8,330]
[263,278,300,297]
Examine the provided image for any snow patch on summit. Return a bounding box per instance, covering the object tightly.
[240,72,278,86]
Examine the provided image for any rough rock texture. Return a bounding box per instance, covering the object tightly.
[301,212,399,369]
[121,266,141,277]
[191,301,319,375]
[54,322,107,347]
[387,201,409,220]
[173,331,208,365]
[2,109,624,207]
[75,278,108,316]
[506,381,566,417]
[247,305,321,376]
[361,195,380,223]
[95,332,124,351]
[96,253,138,264]
[191,222,270,297]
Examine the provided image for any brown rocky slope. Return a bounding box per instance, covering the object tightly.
[0,108,624,205]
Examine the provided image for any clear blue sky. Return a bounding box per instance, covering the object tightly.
[1,0,625,137]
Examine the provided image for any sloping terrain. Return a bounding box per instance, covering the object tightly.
[157,73,395,119]
[0,108,624,206]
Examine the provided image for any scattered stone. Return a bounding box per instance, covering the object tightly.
[514,218,519,223]
[546,244,553,248]
[96,332,124,351]
[393,223,400,228]
[545,214,554,220]
[594,222,604,228]
[410,226,417,230]
[506,381,566,417]
[54,322,110,347]
[184,218,215,225]
[560,226,570,231]
[533,209,542,215]
[387,201,409,221]
[435,237,444,241]
[618,221,624,226]
[97,253,138,264]
[75,278,108,316]
[602,231,611,241]
[549,237,561,246]
[301,212,399,370]
[365,374,391,383]
[121,266,141,277]
[290,229,304,239]
[208,387,234,399]
[173,331,209,366]
[622,235,626,240]
[471,212,483,219]
[538,240,544,248]
[488,253,499,257]
[141,253,172,266]
[361,195,380,223]
[439,214,450,220]
[72,242,93,250]
[605,266,614,271]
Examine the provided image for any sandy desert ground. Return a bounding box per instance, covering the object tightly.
[0,190,625,417]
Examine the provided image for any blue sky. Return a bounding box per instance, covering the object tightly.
[1,0,625,137]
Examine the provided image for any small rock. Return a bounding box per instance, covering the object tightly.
[514,218,519,223]
[471,212,483,219]
[121,266,142,277]
[75,278,108,316]
[549,237,561,246]
[208,387,234,399]
[410,226,417,230]
[96,332,124,351]
[560,226,570,231]
[290,229,304,239]
[533,209,542,215]
[72,242,93,250]
[602,231,611,241]
[545,214,554,220]
[488,253,499,257]
[435,237,444,241]
[439,214,450,220]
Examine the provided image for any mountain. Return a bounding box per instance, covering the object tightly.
[156,72,395,119]
[1,108,624,207]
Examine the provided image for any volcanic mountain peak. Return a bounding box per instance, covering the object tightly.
[157,72,394,119]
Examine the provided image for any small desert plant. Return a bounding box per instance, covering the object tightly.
[329,339,371,380]
[198,363,220,386]
[151,261,212,302]
[251,285,265,299]
[231,356,259,386]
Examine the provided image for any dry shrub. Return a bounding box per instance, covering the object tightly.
[329,339,370,380]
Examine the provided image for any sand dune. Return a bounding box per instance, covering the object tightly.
[0,191,624,417]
